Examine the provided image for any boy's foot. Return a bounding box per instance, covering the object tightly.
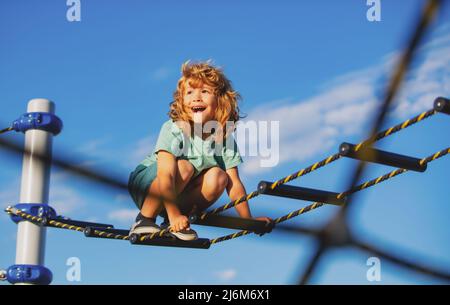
[129,214,161,235]
[161,220,198,241]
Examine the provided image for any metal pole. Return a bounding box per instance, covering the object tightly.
[14,98,54,284]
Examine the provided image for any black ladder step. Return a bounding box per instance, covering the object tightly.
[84,227,130,239]
[434,97,450,115]
[339,142,427,172]
[257,181,346,206]
[190,214,272,235]
[85,227,211,249]
[129,234,211,249]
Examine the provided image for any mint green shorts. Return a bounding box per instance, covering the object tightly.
[127,163,158,210]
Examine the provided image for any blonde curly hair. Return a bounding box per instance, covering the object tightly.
[169,60,242,138]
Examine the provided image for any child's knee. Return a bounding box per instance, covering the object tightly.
[215,169,228,190]
[205,167,228,195]
[177,159,194,180]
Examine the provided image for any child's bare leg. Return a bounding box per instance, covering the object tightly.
[176,167,228,215]
[140,159,194,218]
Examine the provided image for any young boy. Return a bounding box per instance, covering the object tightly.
[128,61,271,241]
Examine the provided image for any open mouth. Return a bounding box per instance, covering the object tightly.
[192,106,207,113]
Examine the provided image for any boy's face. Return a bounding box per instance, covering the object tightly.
[183,80,218,124]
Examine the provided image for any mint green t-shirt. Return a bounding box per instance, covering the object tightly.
[140,120,243,178]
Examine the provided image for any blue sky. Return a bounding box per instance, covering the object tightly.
[0,0,449,284]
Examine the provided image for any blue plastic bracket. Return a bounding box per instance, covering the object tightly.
[6,265,52,285]
[9,203,57,224]
[12,112,63,135]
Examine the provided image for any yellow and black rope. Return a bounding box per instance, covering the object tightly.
[5,207,45,224]
[141,107,441,243]
[87,229,129,240]
[6,147,449,245]
[354,109,436,152]
[0,126,13,135]
[138,229,170,242]
[46,219,85,233]
[5,206,86,233]
[200,107,438,220]
[3,108,445,245]
[210,147,449,245]
[4,206,127,238]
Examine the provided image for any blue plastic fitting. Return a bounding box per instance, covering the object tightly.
[6,265,52,285]
[9,203,57,224]
[12,112,63,135]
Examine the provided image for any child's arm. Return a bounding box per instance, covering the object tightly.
[156,150,189,232]
[225,167,272,223]
[225,167,251,218]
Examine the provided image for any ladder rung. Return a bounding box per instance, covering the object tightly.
[47,218,114,229]
[190,214,271,234]
[434,97,450,115]
[129,234,211,249]
[339,142,427,172]
[84,227,130,239]
[258,181,346,205]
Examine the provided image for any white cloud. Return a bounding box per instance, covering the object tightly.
[324,99,378,135]
[0,173,87,220]
[72,136,116,168]
[239,23,450,175]
[0,182,20,223]
[394,42,450,118]
[49,183,86,216]
[237,77,377,175]
[214,269,237,282]
[0,185,19,208]
[40,170,86,216]
[70,133,156,171]
[126,135,156,168]
[107,208,137,224]
[151,67,171,81]
[84,217,99,223]
[77,137,112,156]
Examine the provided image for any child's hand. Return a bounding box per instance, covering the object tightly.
[255,216,273,225]
[255,216,274,236]
[169,214,190,232]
